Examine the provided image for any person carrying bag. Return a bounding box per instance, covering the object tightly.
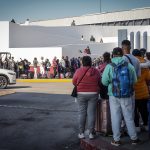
[71,67,90,97]
[72,56,101,140]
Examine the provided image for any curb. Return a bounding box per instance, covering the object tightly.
[16,79,72,83]
[80,138,128,150]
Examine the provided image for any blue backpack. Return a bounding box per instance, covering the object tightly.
[111,61,133,98]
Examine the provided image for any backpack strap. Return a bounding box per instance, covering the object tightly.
[110,63,116,68]
[76,67,90,86]
[124,55,133,65]
[111,61,127,68]
[110,63,118,79]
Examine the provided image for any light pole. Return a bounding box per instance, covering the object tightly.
[100,0,102,13]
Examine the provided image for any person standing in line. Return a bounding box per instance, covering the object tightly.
[52,56,58,78]
[73,56,100,140]
[98,52,111,99]
[45,59,51,78]
[40,57,45,78]
[60,56,66,78]
[132,49,150,132]
[140,50,150,68]
[33,57,38,79]
[121,40,141,132]
[102,47,140,146]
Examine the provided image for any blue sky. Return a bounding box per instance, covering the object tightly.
[0,0,150,22]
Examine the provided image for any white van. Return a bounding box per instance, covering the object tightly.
[0,52,16,89]
[0,69,16,89]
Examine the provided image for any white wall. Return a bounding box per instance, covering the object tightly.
[2,43,117,63]
[0,22,9,49]
[62,43,117,59]
[2,43,118,63]
[9,23,150,49]
[9,23,118,48]
[3,47,62,64]
[9,23,91,48]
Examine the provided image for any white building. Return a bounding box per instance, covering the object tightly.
[28,7,150,27]
[0,7,150,63]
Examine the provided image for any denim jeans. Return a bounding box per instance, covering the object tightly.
[77,94,98,133]
[109,96,137,141]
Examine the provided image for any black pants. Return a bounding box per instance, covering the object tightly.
[134,99,148,127]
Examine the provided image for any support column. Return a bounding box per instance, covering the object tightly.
[143,31,147,50]
[135,31,140,49]
[130,32,134,50]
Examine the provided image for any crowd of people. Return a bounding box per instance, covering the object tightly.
[0,52,103,79]
[0,55,82,79]
[32,56,82,79]
[0,56,31,78]
[73,40,150,146]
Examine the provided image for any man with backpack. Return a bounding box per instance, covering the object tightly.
[102,47,140,146]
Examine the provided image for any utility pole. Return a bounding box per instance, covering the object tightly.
[100,0,102,13]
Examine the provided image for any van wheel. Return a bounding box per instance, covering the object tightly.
[0,76,8,89]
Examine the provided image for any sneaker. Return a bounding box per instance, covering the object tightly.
[89,133,95,140]
[131,139,142,145]
[111,140,121,146]
[136,127,141,133]
[78,133,85,139]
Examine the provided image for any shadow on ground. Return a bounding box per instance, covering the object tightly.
[7,86,31,89]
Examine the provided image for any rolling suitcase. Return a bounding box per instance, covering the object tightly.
[95,99,112,136]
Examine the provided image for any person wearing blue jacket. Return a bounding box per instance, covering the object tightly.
[102,47,140,146]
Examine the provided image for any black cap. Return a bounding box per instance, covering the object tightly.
[140,48,146,57]
[112,47,123,56]
[132,49,141,57]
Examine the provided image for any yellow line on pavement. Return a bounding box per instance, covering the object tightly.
[16,79,72,83]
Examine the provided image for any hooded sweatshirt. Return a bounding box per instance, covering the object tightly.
[72,66,100,93]
[102,57,137,96]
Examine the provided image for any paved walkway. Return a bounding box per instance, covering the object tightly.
[0,89,15,96]
[1,79,73,96]
[0,81,150,150]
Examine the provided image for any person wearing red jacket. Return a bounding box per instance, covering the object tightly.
[73,56,101,139]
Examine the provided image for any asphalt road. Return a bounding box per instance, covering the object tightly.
[0,82,80,150]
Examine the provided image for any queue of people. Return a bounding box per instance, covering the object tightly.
[73,40,150,147]
[32,56,81,79]
[0,56,31,78]
[0,55,82,79]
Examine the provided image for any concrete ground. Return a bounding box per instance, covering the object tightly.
[0,82,150,150]
[0,82,80,150]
